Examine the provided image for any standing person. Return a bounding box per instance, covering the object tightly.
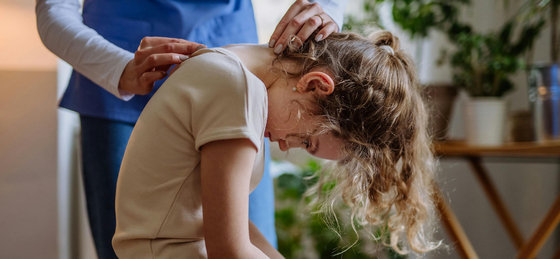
[35,0,347,258]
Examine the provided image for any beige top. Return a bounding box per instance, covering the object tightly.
[112,48,268,259]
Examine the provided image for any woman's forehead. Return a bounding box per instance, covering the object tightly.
[311,132,344,160]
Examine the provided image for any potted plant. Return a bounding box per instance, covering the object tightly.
[439,18,544,145]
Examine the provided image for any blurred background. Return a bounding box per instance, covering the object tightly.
[1,0,559,258]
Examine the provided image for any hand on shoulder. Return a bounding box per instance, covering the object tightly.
[118,37,206,95]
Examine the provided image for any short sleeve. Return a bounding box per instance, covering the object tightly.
[156,49,267,152]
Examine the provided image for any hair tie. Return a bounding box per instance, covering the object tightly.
[379,45,395,55]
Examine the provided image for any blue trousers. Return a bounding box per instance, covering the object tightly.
[79,116,276,259]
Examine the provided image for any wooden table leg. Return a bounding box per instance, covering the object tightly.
[515,194,560,259]
[435,185,479,259]
[467,157,525,249]
[553,245,560,259]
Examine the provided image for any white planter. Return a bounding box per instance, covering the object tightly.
[464,98,506,146]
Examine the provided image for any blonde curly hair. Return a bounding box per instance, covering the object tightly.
[276,30,442,254]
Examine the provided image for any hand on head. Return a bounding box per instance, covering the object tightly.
[268,0,338,54]
[118,37,206,95]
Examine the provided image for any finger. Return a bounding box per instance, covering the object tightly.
[136,42,204,61]
[139,36,202,50]
[315,21,338,42]
[154,64,173,72]
[139,36,196,49]
[268,0,306,48]
[137,71,167,94]
[137,53,187,73]
[294,14,324,47]
[273,3,323,54]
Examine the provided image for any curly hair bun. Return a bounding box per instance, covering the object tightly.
[368,30,400,52]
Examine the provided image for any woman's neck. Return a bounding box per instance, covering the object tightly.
[222,44,279,88]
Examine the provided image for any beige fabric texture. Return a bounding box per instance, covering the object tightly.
[113,48,268,259]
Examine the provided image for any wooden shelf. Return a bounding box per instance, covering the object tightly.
[434,140,560,259]
[434,140,560,158]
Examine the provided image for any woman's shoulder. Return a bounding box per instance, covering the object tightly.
[184,48,244,79]
[169,48,266,98]
[161,49,242,95]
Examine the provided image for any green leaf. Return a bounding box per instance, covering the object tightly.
[499,20,514,44]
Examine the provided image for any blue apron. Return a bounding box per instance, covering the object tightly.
[60,0,259,123]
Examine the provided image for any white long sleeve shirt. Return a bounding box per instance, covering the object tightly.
[36,0,348,101]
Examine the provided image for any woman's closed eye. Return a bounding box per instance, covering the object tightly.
[302,139,310,149]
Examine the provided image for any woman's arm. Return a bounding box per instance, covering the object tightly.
[200,138,271,259]
[249,220,285,259]
[36,0,133,99]
[36,0,201,99]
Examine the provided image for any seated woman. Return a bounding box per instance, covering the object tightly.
[112,30,440,258]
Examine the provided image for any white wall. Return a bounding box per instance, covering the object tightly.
[0,0,59,258]
[0,0,57,70]
[0,71,58,259]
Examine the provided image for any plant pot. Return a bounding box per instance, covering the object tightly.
[464,98,506,146]
[528,64,560,142]
[425,84,458,140]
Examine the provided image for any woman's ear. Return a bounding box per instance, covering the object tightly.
[298,71,335,96]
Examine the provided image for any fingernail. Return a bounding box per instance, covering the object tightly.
[315,34,323,42]
[196,45,207,50]
[180,55,189,61]
[274,44,283,54]
[268,39,276,48]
